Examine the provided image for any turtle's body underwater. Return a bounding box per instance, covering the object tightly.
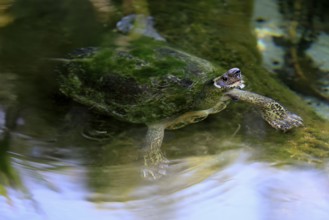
[59,16,303,178]
[59,45,303,178]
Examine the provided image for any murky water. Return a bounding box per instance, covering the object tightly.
[1,0,329,220]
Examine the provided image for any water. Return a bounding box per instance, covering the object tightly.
[3,148,329,220]
[1,0,329,219]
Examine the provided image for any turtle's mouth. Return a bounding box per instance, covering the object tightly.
[228,79,245,89]
[214,79,245,89]
[213,67,245,89]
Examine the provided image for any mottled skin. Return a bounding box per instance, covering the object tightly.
[224,89,303,131]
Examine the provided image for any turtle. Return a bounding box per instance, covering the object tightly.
[58,46,303,177]
[58,15,303,178]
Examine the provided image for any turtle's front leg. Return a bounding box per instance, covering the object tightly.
[142,124,168,179]
[225,89,303,131]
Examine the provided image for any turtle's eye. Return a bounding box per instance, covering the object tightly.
[228,67,241,76]
[222,76,228,81]
[234,69,241,74]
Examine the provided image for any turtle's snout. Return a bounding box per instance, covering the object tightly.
[214,67,244,89]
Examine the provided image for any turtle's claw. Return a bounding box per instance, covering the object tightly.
[264,110,303,132]
[142,153,169,180]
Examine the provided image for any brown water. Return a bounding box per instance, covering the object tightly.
[1,0,329,220]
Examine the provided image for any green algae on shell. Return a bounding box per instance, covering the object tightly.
[59,41,225,124]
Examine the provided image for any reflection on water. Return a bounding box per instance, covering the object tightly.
[2,146,329,220]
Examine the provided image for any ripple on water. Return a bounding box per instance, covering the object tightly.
[2,148,329,220]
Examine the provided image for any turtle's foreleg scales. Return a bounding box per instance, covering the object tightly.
[225,89,303,131]
[142,124,168,179]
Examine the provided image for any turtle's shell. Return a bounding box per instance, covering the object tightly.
[59,43,225,124]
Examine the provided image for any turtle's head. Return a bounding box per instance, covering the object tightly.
[213,68,245,89]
